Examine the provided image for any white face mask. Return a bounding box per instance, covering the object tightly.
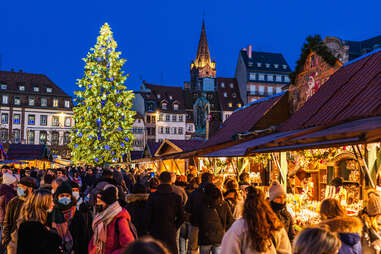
[51,189,55,195]
[73,192,80,200]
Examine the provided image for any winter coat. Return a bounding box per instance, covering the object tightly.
[145,184,184,254]
[125,193,149,237]
[46,207,90,254]
[220,218,292,254]
[0,184,16,224]
[2,197,25,248]
[88,208,135,254]
[172,184,188,206]
[270,202,296,242]
[17,221,62,254]
[185,183,208,226]
[195,199,234,246]
[321,216,363,254]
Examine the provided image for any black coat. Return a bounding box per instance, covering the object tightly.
[185,183,208,226]
[47,208,90,254]
[145,184,184,254]
[17,221,62,254]
[125,193,149,237]
[195,200,234,246]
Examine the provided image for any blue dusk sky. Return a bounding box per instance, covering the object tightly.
[1,0,380,96]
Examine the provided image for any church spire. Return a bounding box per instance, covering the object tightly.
[194,19,212,68]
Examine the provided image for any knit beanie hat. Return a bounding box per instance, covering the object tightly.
[55,181,73,196]
[269,181,287,201]
[100,185,118,205]
[3,173,17,185]
[367,190,381,216]
[20,176,38,189]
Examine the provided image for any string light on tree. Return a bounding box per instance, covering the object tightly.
[69,22,135,165]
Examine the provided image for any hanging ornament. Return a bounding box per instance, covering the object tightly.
[95,57,102,62]
[94,157,99,162]
[78,133,83,137]
[75,144,78,149]
[120,143,125,148]
[106,48,112,55]
[105,145,111,150]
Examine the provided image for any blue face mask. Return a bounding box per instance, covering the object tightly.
[58,197,71,205]
[17,187,26,197]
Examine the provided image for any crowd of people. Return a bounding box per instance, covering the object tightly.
[0,165,380,254]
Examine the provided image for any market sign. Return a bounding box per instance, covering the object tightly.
[289,52,341,113]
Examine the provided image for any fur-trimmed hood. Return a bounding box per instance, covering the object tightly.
[322,216,363,234]
[126,193,149,203]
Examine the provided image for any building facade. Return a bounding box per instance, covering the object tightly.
[324,35,381,64]
[0,70,73,157]
[235,45,292,104]
[131,113,146,151]
[139,82,187,142]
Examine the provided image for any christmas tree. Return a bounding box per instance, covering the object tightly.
[69,23,135,165]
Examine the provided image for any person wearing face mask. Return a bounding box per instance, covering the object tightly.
[88,184,135,254]
[269,180,296,243]
[11,189,62,254]
[49,181,89,254]
[1,176,37,252]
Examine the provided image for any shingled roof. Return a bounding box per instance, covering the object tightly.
[143,82,185,112]
[203,91,290,148]
[280,49,381,131]
[0,70,70,97]
[6,144,52,161]
[240,50,292,73]
[216,78,244,111]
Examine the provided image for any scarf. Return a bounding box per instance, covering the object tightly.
[52,206,76,254]
[92,201,123,254]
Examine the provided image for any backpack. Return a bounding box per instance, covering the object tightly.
[115,217,138,240]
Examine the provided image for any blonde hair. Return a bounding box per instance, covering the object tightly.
[362,213,381,232]
[19,189,52,224]
[293,226,341,254]
[320,198,345,220]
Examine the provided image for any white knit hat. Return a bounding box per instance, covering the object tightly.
[3,173,17,185]
[269,180,287,201]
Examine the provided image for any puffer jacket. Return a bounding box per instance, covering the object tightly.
[195,199,234,246]
[321,216,363,254]
[0,184,16,224]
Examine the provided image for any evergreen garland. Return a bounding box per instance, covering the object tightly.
[289,35,338,84]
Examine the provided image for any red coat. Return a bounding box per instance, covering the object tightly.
[88,208,135,254]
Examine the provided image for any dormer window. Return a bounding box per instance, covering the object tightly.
[282,64,287,69]
[228,103,233,108]
[162,102,167,109]
[232,93,237,98]
[221,82,225,88]
[33,86,39,92]
[274,64,279,68]
[19,86,25,91]
[46,88,52,93]
[1,84,7,90]
[157,94,161,99]
[224,92,227,97]
[257,62,262,67]
[169,96,173,100]
[230,83,234,88]
[266,63,270,68]
[173,103,179,111]
[237,103,242,107]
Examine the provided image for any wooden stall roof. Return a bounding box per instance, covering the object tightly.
[7,144,53,161]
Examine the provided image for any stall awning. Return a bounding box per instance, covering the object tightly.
[0,160,29,165]
[247,116,381,154]
[201,129,308,157]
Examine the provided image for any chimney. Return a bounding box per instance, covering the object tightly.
[19,69,23,73]
[248,45,252,59]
